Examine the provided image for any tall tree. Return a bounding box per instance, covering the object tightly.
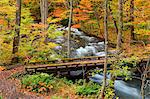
[108,3,118,35]
[92,0,104,38]
[130,0,135,40]
[67,0,73,58]
[100,0,108,98]
[117,0,123,51]
[40,0,48,25]
[141,55,150,99]
[12,0,21,63]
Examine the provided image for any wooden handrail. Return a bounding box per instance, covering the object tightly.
[27,55,114,65]
[25,60,104,69]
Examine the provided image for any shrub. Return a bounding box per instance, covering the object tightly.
[110,56,139,80]
[21,73,73,94]
[60,77,73,85]
[21,73,56,93]
[76,80,101,95]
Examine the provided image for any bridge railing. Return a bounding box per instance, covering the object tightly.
[26,55,115,65]
[26,56,106,65]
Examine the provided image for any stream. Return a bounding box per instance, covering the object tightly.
[54,27,149,99]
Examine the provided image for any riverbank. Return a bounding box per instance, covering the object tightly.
[0,64,149,99]
[0,67,100,99]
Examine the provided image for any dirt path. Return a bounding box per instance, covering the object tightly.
[0,66,45,99]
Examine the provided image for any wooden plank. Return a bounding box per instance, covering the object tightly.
[26,63,105,73]
[25,56,116,73]
[28,56,107,65]
[25,60,104,69]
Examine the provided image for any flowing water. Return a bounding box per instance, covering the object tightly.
[55,27,150,99]
[90,74,150,99]
[56,27,106,57]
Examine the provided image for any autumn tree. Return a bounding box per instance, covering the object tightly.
[91,0,104,38]
[40,0,48,29]
[12,0,22,63]
[130,0,135,40]
[99,0,108,98]
[23,0,41,22]
[117,0,123,51]
[134,0,150,42]
[0,0,16,63]
[109,1,118,35]
[67,0,73,58]
[73,0,93,28]
[141,56,150,99]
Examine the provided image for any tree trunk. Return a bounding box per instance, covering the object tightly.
[130,0,135,40]
[40,0,48,25]
[141,56,150,99]
[108,4,118,34]
[67,0,73,58]
[99,0,108,98]
[12,0,21,63]
[65,0,70,9]
[117,0,123,51]
[94,11,103,38]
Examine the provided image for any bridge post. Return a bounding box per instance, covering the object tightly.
[45,67,48,72]
[34,68,37,73]
[55,66,60,76]
[66,65,70,75]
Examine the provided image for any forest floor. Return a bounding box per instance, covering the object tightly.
[0,66,47,99]
[0,66,87,99]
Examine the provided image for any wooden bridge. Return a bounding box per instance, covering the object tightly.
[25,56,149,78]
[25,56,112,75]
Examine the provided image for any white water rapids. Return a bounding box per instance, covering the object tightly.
[54,27,149,99]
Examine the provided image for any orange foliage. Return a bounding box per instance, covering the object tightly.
[79,0,93,10]
[23,0,30,4]
[72,24,81,28]
[32,23,48,29]
[53,8,66,18]
[0,66,5,71]
[73,8,82,13]
[73,0,93,23]
[0,19,5,25]
[74,14,90,22]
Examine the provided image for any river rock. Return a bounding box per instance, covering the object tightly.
[95,52,106,56]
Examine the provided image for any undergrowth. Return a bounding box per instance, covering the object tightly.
[21,73,74,94]
[21,73,102,97]
[75,79,101,95]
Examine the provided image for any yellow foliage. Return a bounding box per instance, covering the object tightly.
[47,17,62,23]
[53,0,65,3]
[146,44,150,51]
[48,42,57,48]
